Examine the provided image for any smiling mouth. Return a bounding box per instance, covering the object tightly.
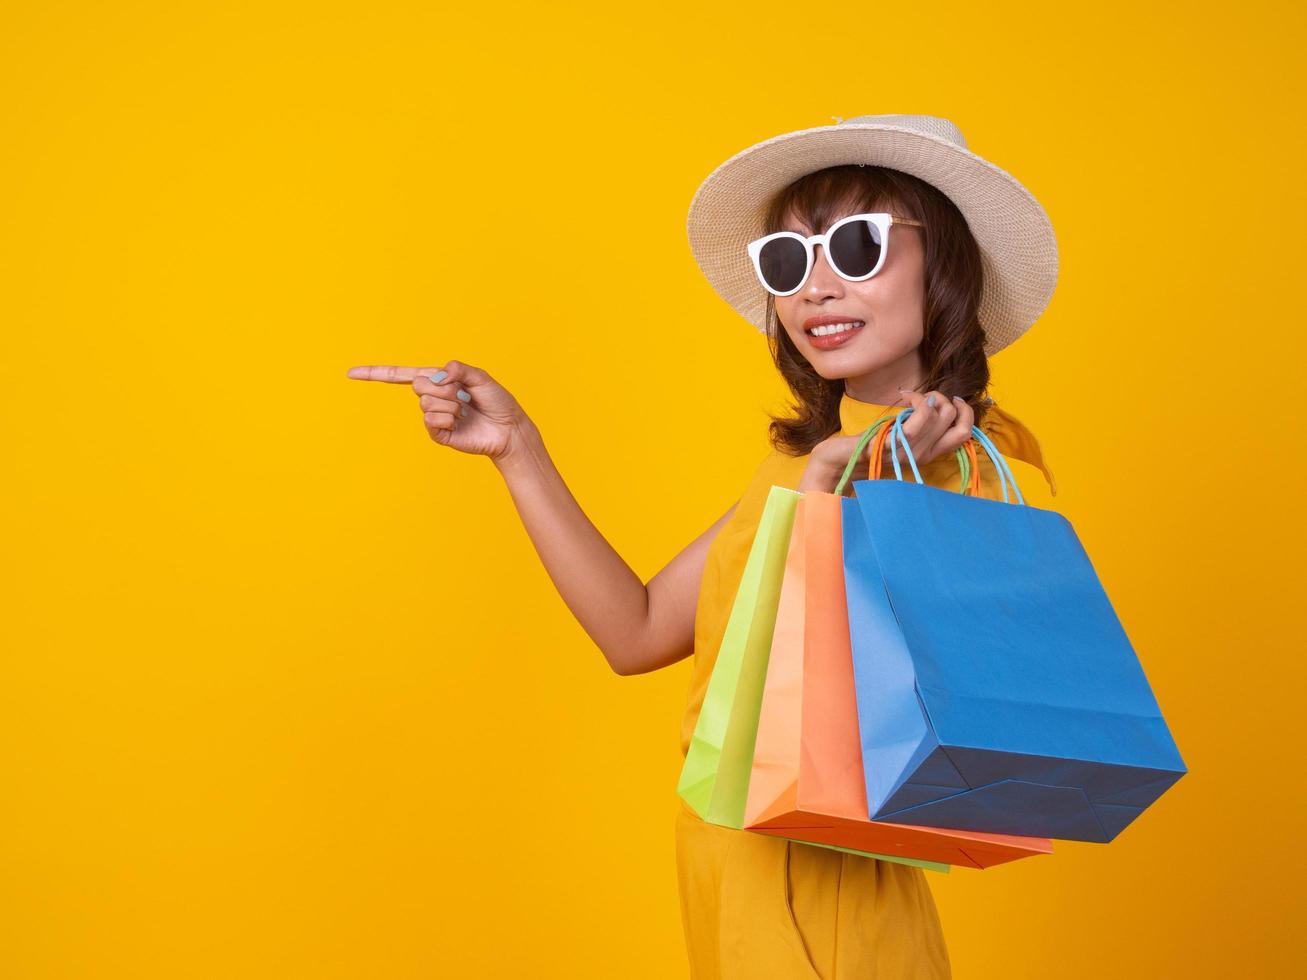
[805,320,866,337]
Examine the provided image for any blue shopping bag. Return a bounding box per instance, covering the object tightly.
[840,409,1186,843]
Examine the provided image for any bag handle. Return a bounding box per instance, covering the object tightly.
[887,407,1026,505]
[834,416,975,497]
[872,419,978,489]
[963,439,981,496]
[832,409,1024,504]
[867,418,894,480]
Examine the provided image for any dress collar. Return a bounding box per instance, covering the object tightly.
[838,392,904,437]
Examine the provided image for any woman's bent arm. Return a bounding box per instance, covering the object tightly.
[494,418,736,676]
[638,495,738,674]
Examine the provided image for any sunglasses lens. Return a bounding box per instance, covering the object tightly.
[757,237,808,293]
[829,219,883,278]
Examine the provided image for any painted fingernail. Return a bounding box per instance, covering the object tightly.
[431,370,448,383]
[456,389,471,403]
[927,395,937,408]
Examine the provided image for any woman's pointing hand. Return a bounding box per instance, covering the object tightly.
[345,360,530,462]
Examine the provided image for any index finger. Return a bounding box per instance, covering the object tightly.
[345,365,442,383]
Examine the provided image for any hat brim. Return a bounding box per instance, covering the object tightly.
[686,122,1058,357]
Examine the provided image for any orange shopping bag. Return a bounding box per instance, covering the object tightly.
[743,422,1054,869]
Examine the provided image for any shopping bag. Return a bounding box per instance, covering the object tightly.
[677,484,948,872]
[678,484,800,822]
[843,409,1187,842]
[743,424,1053,869]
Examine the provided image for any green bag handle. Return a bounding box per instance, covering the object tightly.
[833,417,973,498]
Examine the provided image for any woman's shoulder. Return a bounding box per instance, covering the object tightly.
[718,445,807,532]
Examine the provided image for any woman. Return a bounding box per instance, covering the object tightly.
[347,114,1060,978]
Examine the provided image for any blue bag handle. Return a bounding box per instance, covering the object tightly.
[833,407,1025,504]
[889,407,1024,504]
[834,415,972,497]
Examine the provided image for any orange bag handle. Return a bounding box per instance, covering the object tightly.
[963,439,981,496]
[869,418,895,480]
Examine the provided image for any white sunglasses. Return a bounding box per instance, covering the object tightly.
[746,212,927,297]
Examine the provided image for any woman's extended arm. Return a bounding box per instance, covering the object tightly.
[345,357,737,676]
[495,417,737,675]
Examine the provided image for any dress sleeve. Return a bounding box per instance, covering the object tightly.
[978,400,1059,498]
[997,455,1057,512]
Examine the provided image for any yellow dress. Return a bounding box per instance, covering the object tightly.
[674,392,1059,980]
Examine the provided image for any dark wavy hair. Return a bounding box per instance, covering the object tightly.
[763,164,994,456]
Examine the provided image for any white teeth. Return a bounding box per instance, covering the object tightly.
[808,321,863,336]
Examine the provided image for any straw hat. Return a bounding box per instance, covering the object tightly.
[685,113,1059,357]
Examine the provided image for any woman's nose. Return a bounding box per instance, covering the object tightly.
[804,245,845,295]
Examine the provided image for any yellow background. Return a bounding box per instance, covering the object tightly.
[3,2,1303,976]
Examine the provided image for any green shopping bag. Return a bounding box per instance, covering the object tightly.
[676,484,948,874]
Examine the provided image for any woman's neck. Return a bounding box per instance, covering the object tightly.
[843,349,925,406]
